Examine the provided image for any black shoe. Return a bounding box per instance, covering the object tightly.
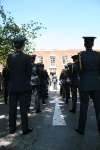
[23,128,33,135]
[98,129,100,135]
[75,129,84,135]
[69,109,76,113]
[9,129,16,134]
[5,101,7,104]
[42,101,46,104]
[28,109,30,113]
[65,101,69,104]
[36,110,41,113]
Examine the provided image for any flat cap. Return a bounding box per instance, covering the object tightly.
[83,36,96,43]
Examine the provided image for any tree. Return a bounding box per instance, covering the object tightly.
[0,5,45,65]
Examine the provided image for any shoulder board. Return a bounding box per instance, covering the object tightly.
[78,51,85,55]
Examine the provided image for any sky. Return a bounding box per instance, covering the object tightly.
[1,0,100,49]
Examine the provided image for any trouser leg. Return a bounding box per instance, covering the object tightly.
[41,86,46,104]
[65,85,70,104]
[60,85,63,96]
[71,86,77,112]
[4,84,8,104]
[35,88,41,112]
[62,85,65,98]
[0,82,1,91]
[19,93,28,132]
[27,91,32,112]
[92,91,100,133]
[45,84,48,98]
[78,91,89,132]
[9,94,17,131]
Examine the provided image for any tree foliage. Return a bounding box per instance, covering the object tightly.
[0,5,45,65]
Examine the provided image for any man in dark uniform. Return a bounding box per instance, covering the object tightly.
[75,36,100,135]
[59,70,64,97]
[59,66,71,104]
[7,35,32,135]
[44,69,49,98]
[37,63,49,104]
[2,67,9,104]
[69,55,79,113]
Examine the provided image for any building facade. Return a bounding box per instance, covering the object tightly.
[33,49,80,77]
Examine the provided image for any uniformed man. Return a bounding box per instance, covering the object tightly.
[31,60,42,113]
[37,63,49,104]
[44,69,49,98]
[2,66,9,104]
[59,65,71,104]
[28,54,37,112]
[75,36,100,135]
[59,69,65,97]
[69,55,79,113]
[7,35,32,135]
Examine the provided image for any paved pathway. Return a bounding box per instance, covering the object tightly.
[0,88,100,150]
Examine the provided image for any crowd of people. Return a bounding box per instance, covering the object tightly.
[0,35,100,136]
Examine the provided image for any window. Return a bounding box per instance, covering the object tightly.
[50,68,56,74]
[50,56,56,66]
[62,56,68,64]
[38,56,43,63]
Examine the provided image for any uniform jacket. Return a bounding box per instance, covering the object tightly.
[59,69,70,86]
[7,51,32,93]
[78,50,100,91]
[68,63,79,87]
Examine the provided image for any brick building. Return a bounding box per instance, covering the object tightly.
[33,49,80,77]
[0,49,99,77]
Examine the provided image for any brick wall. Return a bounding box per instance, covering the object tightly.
[33,49,80,77]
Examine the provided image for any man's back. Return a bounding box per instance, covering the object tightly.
[7,51,32,93]
[79,50,100,91]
